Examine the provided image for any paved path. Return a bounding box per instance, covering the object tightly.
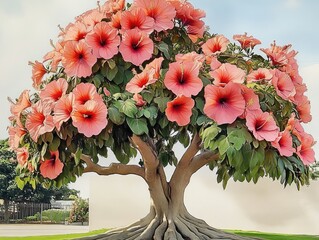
[0,224,90,237]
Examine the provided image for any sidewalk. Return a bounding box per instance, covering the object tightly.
[0,224,90,237]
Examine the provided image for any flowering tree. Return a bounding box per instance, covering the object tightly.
[8,0,316,239]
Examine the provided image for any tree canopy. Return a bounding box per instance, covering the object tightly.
[7,0,316,190]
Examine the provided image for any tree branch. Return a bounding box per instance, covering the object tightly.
[170,132,201,184]
[189,151,219,174]
[178,132,201,167]
[130,135,158,181]
[80,154,145,179]
[130,135,170,200]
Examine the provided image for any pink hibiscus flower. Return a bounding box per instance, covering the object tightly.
[8,126,26,150]
[271,130,295,157]
[53,93,75,131]
[25,101,55,142]
[121,8,155,33]
[173,1,205,42]
[296,133,315,166]
[71,100,108,137]
[233,33,261,49]
[165,95,195,126]
[210,63,246,86]
[119,29,154,66]
[246,68,273,82]
[296,96,312,123]
[204,83,245,125]
[16,147,29,167]
[144,57,164,79]
[271,69,296,100]
[261,42,296,66]
[286,113,305,140]
[72,83,103,105]
[133,0,176,32]
[30,61,47,89]
[64,22,88,42]
[85,22,120,60]
[62,40,97,78]
[164,61,202,97]
[126,69,156,94]
[40,78,68,104]
[240,85,260,117]
[201,35,230,56]
[40,151,64,180]
[246,110,279,142]
[111,11,122,30]
[43,41,64,72]
[10,90,31,127]
[175,52,205,64]
[133,93,147,107]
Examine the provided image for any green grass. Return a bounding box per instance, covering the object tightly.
[0,229,318,240]
[229,230,319,240]
[0,229,107,240]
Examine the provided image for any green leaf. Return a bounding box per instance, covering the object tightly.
[41,143,48,157]
[159,116,169,129]
[106,66,118,81]
[201,124,221,141]
[228,129,246,151]
[15,176,25,190]
[154,97,170,112]
[157,42,170,59]
[120,99,138,118]
[196,115,210,126]
[179,129,190,148]
[108,106,125,125]
[195,97,205,114]
[126,118,149,135]
[107,59,116,69]
[218,137,230,156]
[49,137,60,152]
[142,91,154,104]
[249,146,265,170]
[93,74,104,87]
[74,147,82,165]
[145,106,158,119]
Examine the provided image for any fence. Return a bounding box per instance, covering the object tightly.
[0,202,51,223]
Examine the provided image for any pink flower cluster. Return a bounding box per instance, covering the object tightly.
[8,0,315,183]
[31,0,206,85]
[9,80,107,179]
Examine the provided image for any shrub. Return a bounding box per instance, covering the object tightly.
[69,198,89,224]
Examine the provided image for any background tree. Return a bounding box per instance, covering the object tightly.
[7,0,316,239]
[0,139,78,223]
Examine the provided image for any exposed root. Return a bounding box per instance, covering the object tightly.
[77,213,260,240]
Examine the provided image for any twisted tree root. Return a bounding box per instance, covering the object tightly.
[77,213,260,240]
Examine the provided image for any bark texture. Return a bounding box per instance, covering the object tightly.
[78,135,259,240]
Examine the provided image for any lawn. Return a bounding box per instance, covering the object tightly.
[0,229,318,240]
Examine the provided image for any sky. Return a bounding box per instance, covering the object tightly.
[0,0,319,232]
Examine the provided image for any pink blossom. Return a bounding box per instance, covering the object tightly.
[210,63,246,86]
[271,130,295,157]
[246,110,279,142]
[204,83,245,125]
[201,35,230,56]
[119,29,154,66]
[165,95,195,126]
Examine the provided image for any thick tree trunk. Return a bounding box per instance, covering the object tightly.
[78,135,258,239]
[4,199,10,224]
[79,173,257,240]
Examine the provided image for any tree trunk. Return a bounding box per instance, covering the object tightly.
[4,199,10,224]
[79,173,257,240]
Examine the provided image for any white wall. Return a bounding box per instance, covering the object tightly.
[89,167,319,235]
